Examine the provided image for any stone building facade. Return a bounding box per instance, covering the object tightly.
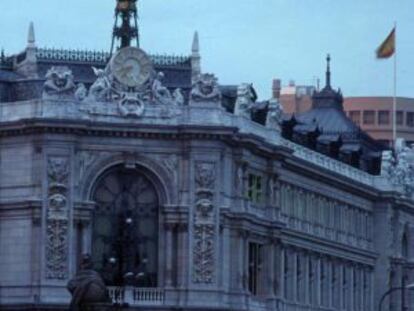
[1,4,414,311]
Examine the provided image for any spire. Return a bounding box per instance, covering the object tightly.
[191,31,201,83]
[27,22,36,48]
[192,31,199,55]
[326,53,331,88]
[110,0,140,55]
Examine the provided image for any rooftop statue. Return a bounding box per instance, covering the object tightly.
[381,138,414,198]
[266,98,283,131]
[234,83,254,119]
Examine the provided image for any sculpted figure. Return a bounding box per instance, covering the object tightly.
[173,88,185,106]
[152,72,172,104]
[43,66,76,98]
[383,138,414,198]
[67,254,110,311]
[234,83,254,119]
[266,98,283,130]
[190,73,221,102]
[74,83,88,101]
[89,67,111,101]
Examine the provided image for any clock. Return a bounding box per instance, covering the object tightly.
[110,47,152,88]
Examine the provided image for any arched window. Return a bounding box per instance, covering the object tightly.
[91,166,159,287]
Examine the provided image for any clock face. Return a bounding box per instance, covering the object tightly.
[110,47,152,88]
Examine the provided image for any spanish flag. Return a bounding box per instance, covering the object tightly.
[376,27,396,59]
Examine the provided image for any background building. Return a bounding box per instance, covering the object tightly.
[276,80,414,148]
[1,2,414,311]
[345,97,414,147]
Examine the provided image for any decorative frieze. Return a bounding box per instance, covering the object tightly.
[192,161,216,284]
[45,156,70,279]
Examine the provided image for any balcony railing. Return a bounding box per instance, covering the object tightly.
[108,287,165,306]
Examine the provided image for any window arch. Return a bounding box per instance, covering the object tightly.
[91,166,159,287]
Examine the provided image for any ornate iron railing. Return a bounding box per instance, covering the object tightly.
[36,48,191,66]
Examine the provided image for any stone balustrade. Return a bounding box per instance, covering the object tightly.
[108,287,164,306]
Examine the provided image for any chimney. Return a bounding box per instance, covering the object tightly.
[272,79,281,99]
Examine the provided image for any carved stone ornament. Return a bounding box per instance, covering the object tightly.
[190,73,221,103]
[84,47,185,117]
[266,98,283,131]
[46,156,70,280]
[193,161,216,284]
[195,162,216,191]
[118,92,145,117]
[46,219,69,279]
[74,83,88,101]
[42,66,76,99]
[47,157,69,188]
[381,138,414,198]
[234,83,254,118]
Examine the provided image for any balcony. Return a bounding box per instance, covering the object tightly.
[108,287,165,306]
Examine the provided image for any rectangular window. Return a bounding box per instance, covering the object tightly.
[248,242,264,296]
[247,174,263,203]
[397,111,404,125]
[363,111,375,125]
[407,112,414,127]
[349,111,361,125]
[378,110,390,125]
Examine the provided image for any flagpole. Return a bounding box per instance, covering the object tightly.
[393,22,397,146]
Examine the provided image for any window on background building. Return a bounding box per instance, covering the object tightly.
[247,174,263,203]
[378,110,390,125]
[407,112,414,127]
[349,111,361,125]
[363,111,375,125]
[248,242,263,296]
[397,111,404,125]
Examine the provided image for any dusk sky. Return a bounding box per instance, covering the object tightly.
[0,0,413,100]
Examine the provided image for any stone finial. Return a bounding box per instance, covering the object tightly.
[192,31,200,55]
[191,31,201,84]
[28,22,36,48]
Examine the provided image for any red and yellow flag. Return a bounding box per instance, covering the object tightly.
[376,27,396,59]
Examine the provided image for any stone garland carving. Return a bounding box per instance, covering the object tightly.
[190,73,221,103]
[42,66,76,99]
[381,138,414,198]
[45,156,70,279]
[193,161,216,283]
[234,83,254,118]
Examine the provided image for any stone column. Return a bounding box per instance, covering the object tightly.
[177,223,188,288]
[304,251,310,305]
[81,220,92,255]
[238,230,248,291]
[316,255,321,307]
[292,248,298,302]
[164,223,175,287]
[278,243,285,299]
[327,258,332,308]
[349,264,355,311]
[267,239,276,298]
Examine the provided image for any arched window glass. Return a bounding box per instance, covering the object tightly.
[91,166,159,287]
